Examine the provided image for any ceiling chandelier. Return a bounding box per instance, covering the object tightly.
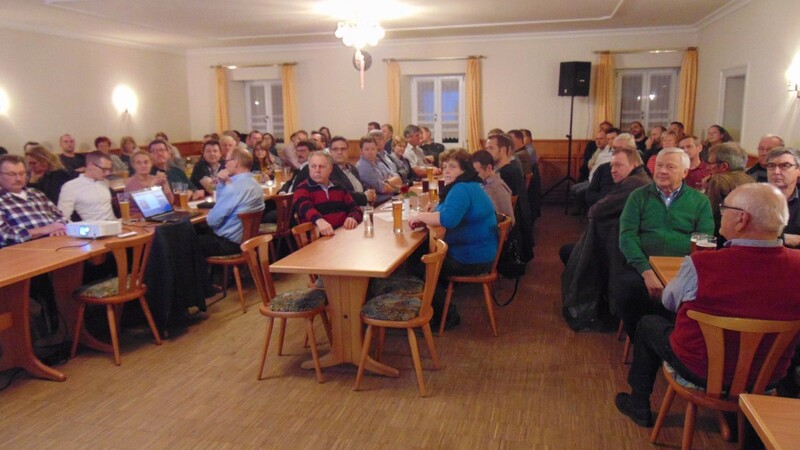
[335,20,384,89]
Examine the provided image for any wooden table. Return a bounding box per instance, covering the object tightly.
[0,227,153,381]
[739,394,800,450]
[649,256,684,285]
[270,217,428,377]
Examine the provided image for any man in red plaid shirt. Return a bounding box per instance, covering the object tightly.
[293,151,362,236]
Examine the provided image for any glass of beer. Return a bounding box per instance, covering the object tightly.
[696,236,717,252]
[426,166,435,183]
[117,192,130,222]
[392,200,403,234]
[274,169,283,185]
[690,232,708,254]
[179,190,190,210]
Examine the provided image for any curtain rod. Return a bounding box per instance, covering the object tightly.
[210,62,297,69]
[594,47,695,55]
[382,55,485,63]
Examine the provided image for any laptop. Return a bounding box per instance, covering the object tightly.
[129,186,201,223]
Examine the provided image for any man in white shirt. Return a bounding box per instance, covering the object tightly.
[403,124,440,177]
[58,151,116,221]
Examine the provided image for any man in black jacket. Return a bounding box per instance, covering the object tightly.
[329,136,375,206]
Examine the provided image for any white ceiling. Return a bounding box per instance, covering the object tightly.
[0,0,742,52]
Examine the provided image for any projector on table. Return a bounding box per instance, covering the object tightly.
[66,221,122,238]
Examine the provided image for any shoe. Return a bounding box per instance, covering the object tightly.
[615,393,653,427]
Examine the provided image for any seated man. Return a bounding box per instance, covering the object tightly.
[766,147,800,247]
[585,133,636,208]
[703,142,754,242]
[356,136,402,205]
[617,148,714,339]
[198,148,265,257]
[402,124,439,178]
[294,151,362,236]
[0,154,66,247]
[58,151,116,221]
[328,136,375,206]
[746,134,783,182]
[149,139,205,200]
[278,139,313,194]
[678,135,711,190]
[615,183,800,427]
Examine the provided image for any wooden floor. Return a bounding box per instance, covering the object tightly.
[0,205,739,449]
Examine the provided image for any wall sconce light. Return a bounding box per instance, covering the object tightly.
[788,82,800,99]
[0,88,9,115]
[786,54,800,99]
[112,85,138,115]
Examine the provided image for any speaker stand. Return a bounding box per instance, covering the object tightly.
[543,94,577,213]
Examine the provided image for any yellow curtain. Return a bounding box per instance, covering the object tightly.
[387,61,401,137]
[214,67,229,133]
[593,52,615,126]
[677,47,698,135]
[466,57,483,152]
[281,64,299,139]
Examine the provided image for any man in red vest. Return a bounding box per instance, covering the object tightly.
[615,183,800,427]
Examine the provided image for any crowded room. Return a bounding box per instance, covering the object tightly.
[1,0,799,448]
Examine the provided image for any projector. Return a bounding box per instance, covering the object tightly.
[66,221,122,238]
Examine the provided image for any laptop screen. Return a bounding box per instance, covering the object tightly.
[130,186,174,218]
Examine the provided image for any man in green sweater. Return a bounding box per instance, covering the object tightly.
[616,148,714,339]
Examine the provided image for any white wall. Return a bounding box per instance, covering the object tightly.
[0,29,190,154]
[186,29,695,142]
[696,0,800,153]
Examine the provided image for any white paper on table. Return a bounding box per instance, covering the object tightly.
[188,200,204,209]
[373,209,418,222]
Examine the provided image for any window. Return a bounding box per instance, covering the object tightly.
[616,68,679,131]
[411,75,464,145]
[244,80,284,143]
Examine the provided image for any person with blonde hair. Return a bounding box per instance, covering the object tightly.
[25,145,72,204]
[119,136,139,173]
[124,150,174,216]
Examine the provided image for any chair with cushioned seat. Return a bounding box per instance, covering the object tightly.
[259,193,294,261]
[70,232,161,365]
[649,310,800,450]
[355,239,448,396]
[291,222,322,289]
[438,215,512,337]
[241,234,332,383]
[205,209,263,313]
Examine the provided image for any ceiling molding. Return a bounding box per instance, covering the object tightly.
[693,0,751,29]
[0,18,184,55]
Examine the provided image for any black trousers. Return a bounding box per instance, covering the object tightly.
[627,315,707,397]
[197,232,240,258]
[613,265,673,339]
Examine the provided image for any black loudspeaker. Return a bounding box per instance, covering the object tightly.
[558,61,591,97]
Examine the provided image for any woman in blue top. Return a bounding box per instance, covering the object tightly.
[409,148,498,327]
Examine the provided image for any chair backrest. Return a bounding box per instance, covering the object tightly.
[291,222,320,249]
[489,215,513,274]
[273,193,294,234]
[688,309,800,398]
[241,234,277,303]
[104,231,154,296]
[238,209,265,243]
[510,195,519,210]
[419,239,448,315]
[427,226,445,253]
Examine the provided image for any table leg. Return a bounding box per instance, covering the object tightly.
[50,262,113,354]
[0,280,66,381]
[300,275,399,377]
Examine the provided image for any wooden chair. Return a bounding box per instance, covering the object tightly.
[650,310,800,450]
[291,222,321,288]
[241,234,332,383]
[205,209,264,313]
[71,232,162,365]
[438,215,512,337]
[355,239,448,396]
[259,193,294,260]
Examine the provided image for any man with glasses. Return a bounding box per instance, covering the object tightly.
[149,139,205,200]
[766,146,800,247]
[616,183,800,427]
[57,151,116,221]
[329,136,375,206]
[746,134,784,182]
[0,154,66,247]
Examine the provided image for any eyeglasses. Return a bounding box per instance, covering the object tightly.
[766,162,797,171]
[719,203,746,214]
[92,162,113,173]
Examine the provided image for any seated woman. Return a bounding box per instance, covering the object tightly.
[472,149,515,225]
[262,132,280,161]
[125,150,174,217]
[408,148,498,327]
[252,140,277,180]
[119,136,139,174]
[391,136,416,182]
[25,145,73,204]
[190,140,225,195]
